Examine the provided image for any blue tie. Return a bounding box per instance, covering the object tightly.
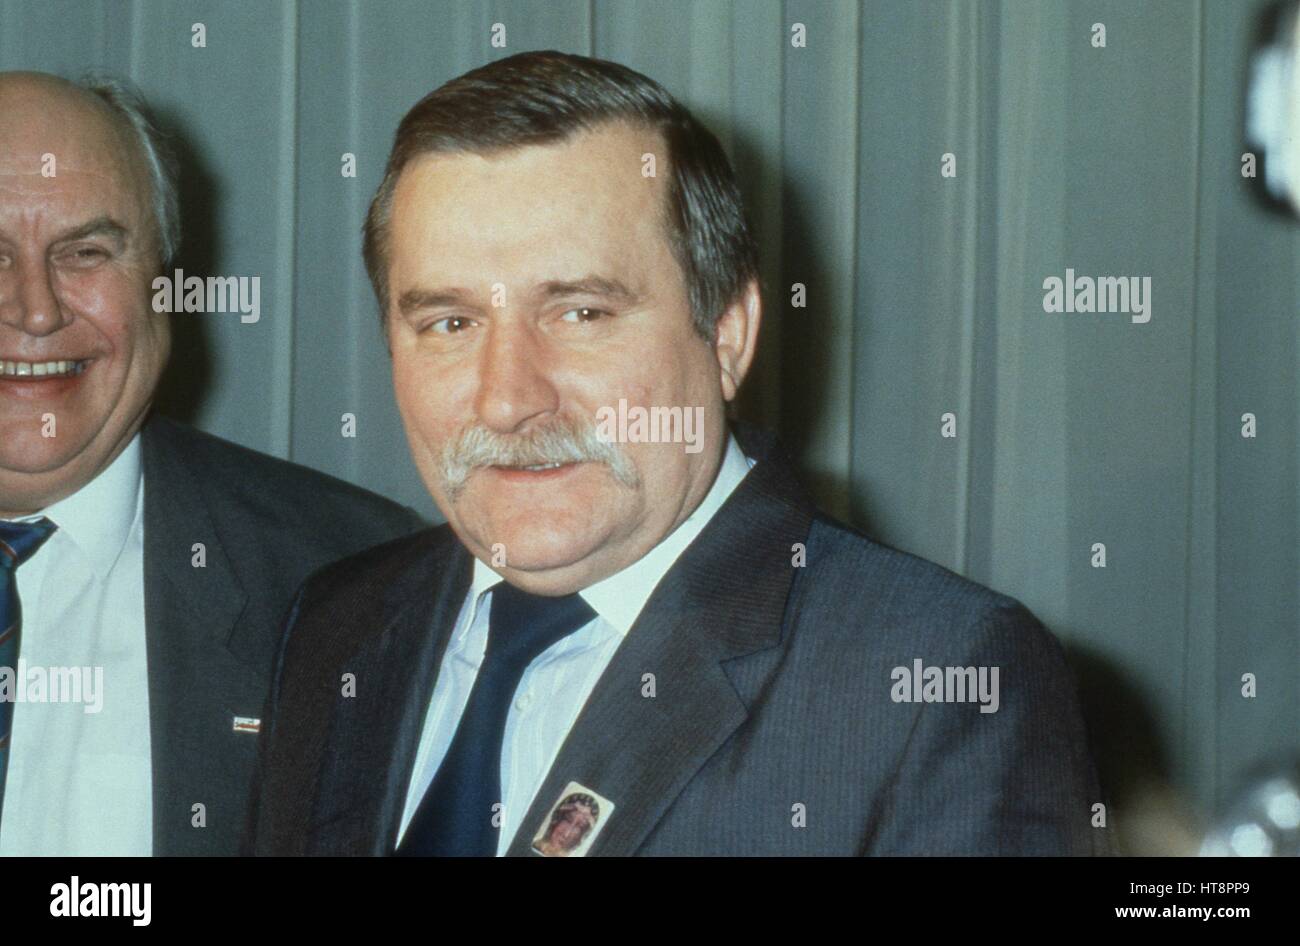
[397,581,597,856]
[0,517,57,827]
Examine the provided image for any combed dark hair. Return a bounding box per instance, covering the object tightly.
[362,50,759,340]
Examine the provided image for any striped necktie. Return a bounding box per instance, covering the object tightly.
[396,581,597,856]
[0,517,57,827]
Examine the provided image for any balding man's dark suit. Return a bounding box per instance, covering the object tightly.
[140,413,421,854]
[247,422,1109,856]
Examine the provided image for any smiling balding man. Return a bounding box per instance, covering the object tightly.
[0,72,420,856]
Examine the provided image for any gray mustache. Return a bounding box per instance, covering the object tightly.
[440,418,640,497]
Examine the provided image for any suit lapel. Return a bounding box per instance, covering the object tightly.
[505,423,816,856]
[140,417,255,855]
[309,533,473,855]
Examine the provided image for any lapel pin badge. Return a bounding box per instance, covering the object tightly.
[530,781,614,857]
[232,716,261,734]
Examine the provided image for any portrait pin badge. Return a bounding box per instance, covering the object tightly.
[530,781,614,857]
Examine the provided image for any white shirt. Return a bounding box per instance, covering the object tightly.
[0,434,153,856]
[397,434,756,854]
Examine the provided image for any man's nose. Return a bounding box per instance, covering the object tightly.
[473,318,561,433]
[0,259,70,336]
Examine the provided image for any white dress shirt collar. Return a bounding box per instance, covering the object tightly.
[464,431,755,637]
[22,433,144,578]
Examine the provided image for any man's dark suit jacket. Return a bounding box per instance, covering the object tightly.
[247,422,1108,855]
[138,413,421,854]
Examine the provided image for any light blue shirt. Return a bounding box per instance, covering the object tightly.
[397,433,756,854]
[0,434,152,856]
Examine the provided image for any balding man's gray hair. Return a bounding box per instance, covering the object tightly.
[78,75,180,268]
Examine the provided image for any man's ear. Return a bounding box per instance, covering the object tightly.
[714,277,761,403]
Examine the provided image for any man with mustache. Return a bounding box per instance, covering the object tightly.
[0,72,420,855]
[248,51,1106,856]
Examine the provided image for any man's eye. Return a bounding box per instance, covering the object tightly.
[60,246,109,266]
[427,316,474,335]
[560,307,609,323]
